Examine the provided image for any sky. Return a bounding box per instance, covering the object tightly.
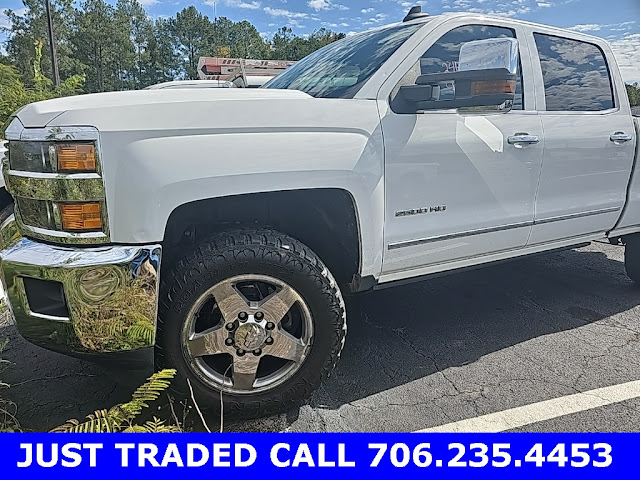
[1,0,639,82]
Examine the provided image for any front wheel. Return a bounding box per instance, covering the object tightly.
[156,228,346,418]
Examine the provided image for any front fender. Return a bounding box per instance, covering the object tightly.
[103,127,385,280]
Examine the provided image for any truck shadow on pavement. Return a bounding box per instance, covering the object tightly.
[293,244,640,424]
[2,244,638,431]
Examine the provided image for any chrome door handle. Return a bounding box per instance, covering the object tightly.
[508,133,540,148]
[610,132,633,144]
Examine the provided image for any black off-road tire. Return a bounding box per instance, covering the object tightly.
[156,228,346,418]
[625,236,640,284]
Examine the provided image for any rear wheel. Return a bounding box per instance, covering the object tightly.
[625,236,640,284]
[156,228,346,418]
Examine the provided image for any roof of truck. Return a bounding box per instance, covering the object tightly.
[400,11,608,43]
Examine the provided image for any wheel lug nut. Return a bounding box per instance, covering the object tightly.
[237,349,245,356]
[265,337,274,345]
[238,312,248,321]
[266,322,275,330]
[253,349,262,356]
[225,338,234,346]
[225,322,235,331]
[255,312,264,320]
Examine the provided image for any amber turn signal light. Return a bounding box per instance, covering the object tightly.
[56,144,96,172]
[59,203,102,231]
[470,79,516,96]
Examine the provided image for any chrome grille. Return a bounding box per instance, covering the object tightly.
[15,198,55,230]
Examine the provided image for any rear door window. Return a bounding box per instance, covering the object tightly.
[533,33,614,111]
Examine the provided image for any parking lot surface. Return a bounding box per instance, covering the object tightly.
[2,240,640,432]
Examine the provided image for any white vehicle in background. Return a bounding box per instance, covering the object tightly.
[144,76,274,90]
[235,75,276,88]
[1,6,639,418]
[144,80,236,90]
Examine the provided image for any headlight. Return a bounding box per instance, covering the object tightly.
[8,141,97,173]
[4,126,108,244]
[8,141,53,172]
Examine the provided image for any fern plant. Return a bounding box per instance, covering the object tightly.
[1,337,20,432]
[123,417,181,433]
[52,369,181,433]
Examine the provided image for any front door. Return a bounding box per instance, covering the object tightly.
[380,22,544,279]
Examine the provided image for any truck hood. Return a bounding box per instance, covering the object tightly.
[16,88,312,128]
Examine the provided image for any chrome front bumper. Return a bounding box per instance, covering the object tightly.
[0,215,160,367]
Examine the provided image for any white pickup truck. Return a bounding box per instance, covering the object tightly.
[1,7,639,417]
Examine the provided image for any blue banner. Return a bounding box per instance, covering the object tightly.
[1,433,638,478]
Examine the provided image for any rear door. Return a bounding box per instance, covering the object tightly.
[527,31,636,245]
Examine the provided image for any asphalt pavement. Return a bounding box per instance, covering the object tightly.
[2,240,640,432]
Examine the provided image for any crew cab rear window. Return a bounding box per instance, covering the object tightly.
[534,33,614,111]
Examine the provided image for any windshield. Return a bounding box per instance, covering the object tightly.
[263,22,426,99]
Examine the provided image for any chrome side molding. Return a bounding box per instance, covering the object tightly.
[389,206,621,250]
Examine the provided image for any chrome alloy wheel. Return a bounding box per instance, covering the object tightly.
[181,274,314,394]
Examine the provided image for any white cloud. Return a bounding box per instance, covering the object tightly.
[264,6,309,27]
[307,0,348,12]
[445,0,557,17]
[263,7,308,19]
[609,33,640,83]
[609,21,637,32]
[229,1,261,9]
[207,0,261,9]
[398,0,428,8]
[138,0,159,6]
[568,24,601,32]
[308,0,329,10]
[363,12,388,26]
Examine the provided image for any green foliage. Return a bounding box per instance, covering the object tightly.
[123,417,181,433]
[0,40,85,138]
[51,369,180,432]
[3,0,80,89]
[627,83,640,107]
[0,336,20,432]
[170,6,215,80]
[3,1,345,91]
[272,27,345,62]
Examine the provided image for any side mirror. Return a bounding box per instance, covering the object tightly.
[395,38,519,113]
